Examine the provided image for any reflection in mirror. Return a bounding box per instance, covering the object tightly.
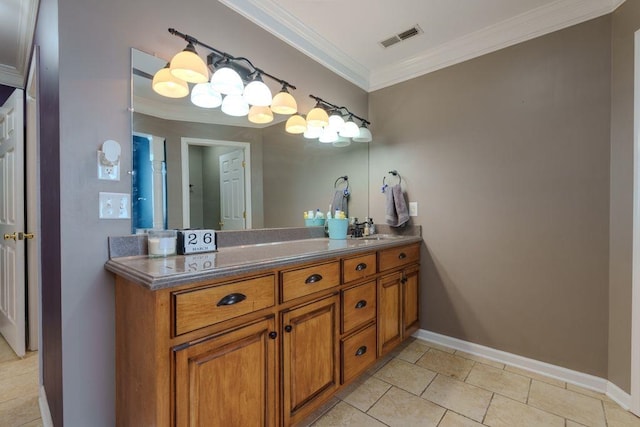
[131,48,369,232]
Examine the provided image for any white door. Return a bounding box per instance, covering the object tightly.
[219,150,245,230]
[0,89,26,357]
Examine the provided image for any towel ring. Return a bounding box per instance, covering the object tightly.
[382,170,401,192]
[334,175,350,196]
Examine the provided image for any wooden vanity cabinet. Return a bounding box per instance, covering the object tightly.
[281,295,339,426]
[377,243,421,356]
[174,317,277,427]
[114,240,421,427]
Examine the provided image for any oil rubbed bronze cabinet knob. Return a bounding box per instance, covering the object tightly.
[268,331,277,340]
[284,325,293,333]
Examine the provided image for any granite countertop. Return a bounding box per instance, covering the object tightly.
[105,235,422,290]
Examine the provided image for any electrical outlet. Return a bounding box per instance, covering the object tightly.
[99,192,130,219]
[409,202,418,217]
[97,151,120,181]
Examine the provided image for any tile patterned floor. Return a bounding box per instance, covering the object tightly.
[1,334,639,427]
[0,336,42,427]
[300,338,640,427]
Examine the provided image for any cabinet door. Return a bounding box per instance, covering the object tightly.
[378,272,402,356]
[174,317,277,427]
[403,266,420,337]
[282,295,339,425]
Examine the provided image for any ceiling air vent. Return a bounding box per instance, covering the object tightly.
[379,24,423,49]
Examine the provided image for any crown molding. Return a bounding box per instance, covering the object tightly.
[369,0,625,90]
[220,0,624,92]
[218,0,370,90]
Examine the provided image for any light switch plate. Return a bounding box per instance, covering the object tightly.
[99,192,130,219]
[409,202,418,217]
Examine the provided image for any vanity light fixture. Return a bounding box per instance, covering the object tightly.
[352,122,373,143]
[285,114,307,134]
[152,63,190,98]
[271,85,297,115]
[319,126,339,143]
[154,28,299,128]
[210,62,244,96]
[327,109,345,132]
[303,125,323,139]
[190,82,222,108]
[248,105,274,124]
[306,102,330,128]
[286,94,373,144]
[169,42,209,83]
[339,114,360,138]
[243,72,273,107]
[221,93,250,116]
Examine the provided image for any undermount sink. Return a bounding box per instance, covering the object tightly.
[358,234,402,241]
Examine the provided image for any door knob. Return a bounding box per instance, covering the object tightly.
[3,232,35,241]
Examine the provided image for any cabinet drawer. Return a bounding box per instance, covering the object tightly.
[379,243,420,271]
[174,275,275,335]
[342,253,377,284]
[281,261,340,302]
[342,281,376,334]
[341,324,377,383]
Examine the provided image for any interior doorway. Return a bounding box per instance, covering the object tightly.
[180,137,251,230]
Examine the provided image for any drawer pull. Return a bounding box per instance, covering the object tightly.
[355,346,367,357]
[355,300,367,309]
[305,273,323,284]
[216,293,247,307]
[355,262,367,271]
[268,331,277,340]
[398,252,407,259]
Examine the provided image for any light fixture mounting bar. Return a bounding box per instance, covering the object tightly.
[168,27,296,90]
[309,94,370,126]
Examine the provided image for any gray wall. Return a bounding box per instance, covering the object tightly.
[134,112,266,229]
[370,16,612,378]
[55,0,366,424]
[609,0,640,392]
[262,124,370,227]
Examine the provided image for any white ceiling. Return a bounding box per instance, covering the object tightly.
[0,0,625,91]
[220,0,625,91]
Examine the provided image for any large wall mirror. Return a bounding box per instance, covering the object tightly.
[131,48,370,232]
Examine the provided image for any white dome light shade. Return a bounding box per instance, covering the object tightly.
[306,107,329,128]
[332,138,351,147]
[285,114,307,134]
[303,125,322,139]
[352,125,373,142]
[243,76,273,106]
[211,66,244,95]
[339,119,360,138]
[190,83,222,108]
[152,65,189,98]
[270,90,297,115]
[248,106,274,124]
[328,112,345,132]
[319,127,338,143]
[221,94,249,116]
[169,44,209,84]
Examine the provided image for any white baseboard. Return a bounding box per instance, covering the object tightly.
[414,329,632,410]
[39,386,54,427]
